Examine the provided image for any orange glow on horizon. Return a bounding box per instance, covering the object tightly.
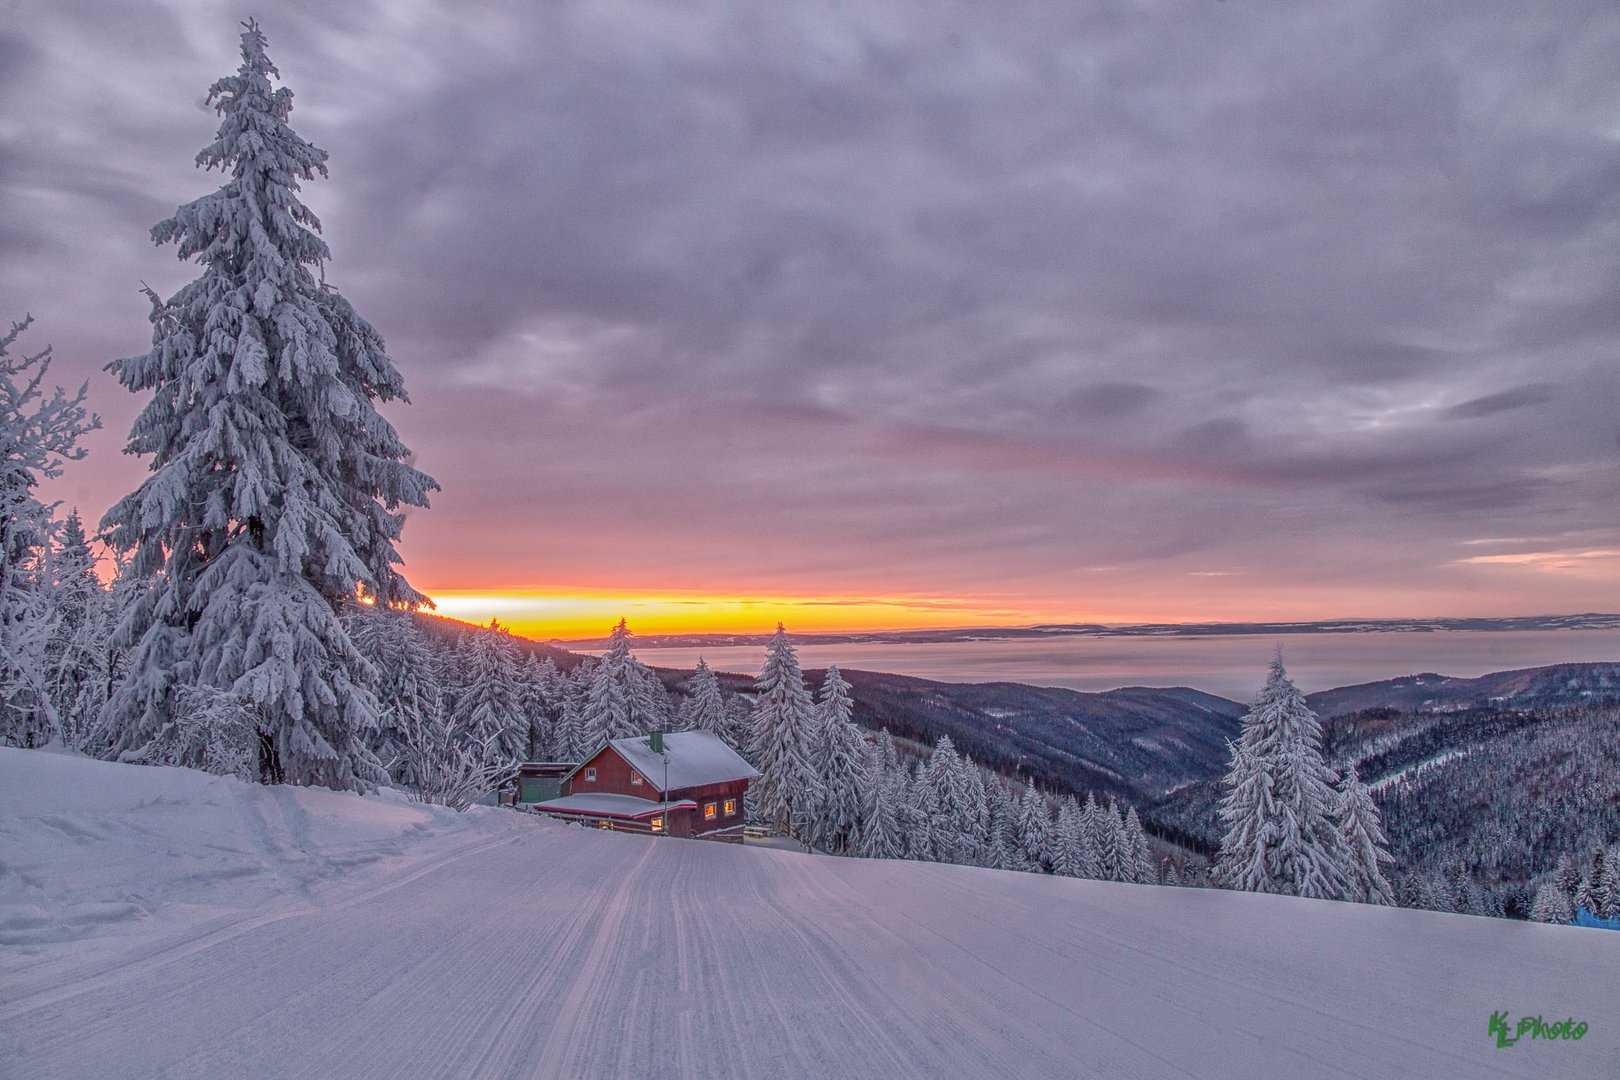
[415,572,1579,641]
[422,589,1062,640]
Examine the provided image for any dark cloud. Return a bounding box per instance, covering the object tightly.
[9,0,1620,619]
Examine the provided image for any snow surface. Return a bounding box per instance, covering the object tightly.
[3,747,1616,1079]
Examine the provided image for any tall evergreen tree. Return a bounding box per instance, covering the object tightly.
[1529,877,1575,924]
[578,619,666,747]
[1051,797,1084,878]
[99,22,436,789]
[681,658,730,741]
[516,652,555,759]
[1076,792,1105,880]
[1336,764,1396,905]
[903,763,938,862]
[42,511,117,749]
[1,316,99,747]
[748,625,823,839]
[1212,656,1353,899]
[983,780,1018,871]
[1015,782,1052,872]
[1122,806,1155,885]
[811,665,868,854]
[1098,799,1127,882]
[552,662,590,761]
[458,620,526,762]
[858,740,905,860]
[344,607,436,784]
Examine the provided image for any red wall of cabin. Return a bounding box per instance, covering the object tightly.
[564,747,750,836]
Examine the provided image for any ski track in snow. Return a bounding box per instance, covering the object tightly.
[3,749,1618,1079]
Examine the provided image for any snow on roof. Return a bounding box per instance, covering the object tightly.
[606,731,761,793]
[532,793,698,820]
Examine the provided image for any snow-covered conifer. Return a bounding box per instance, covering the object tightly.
[811,665,868,854]
[42,511,118,749]
[923,735,976,864]
[1529,878,1575,924]
[858,740,905,860]
[1015,782,1052,872]
[959,758,992,866]
[516,652,555,759]
[1336,764,1395,905]
[99,23,435,789]
[681,659,730,741]
[579,620,666,747]
[1051,797,1083,877]
[552,663,590,762]
[1075,793,1104,879]
[457,620,526,762]
[748,625,823,839]
[1123,806,1155,885]
[344,608,437,783]
[984,780,1018,871]
[1212,655,1352,899]
[1,316,99,747]
[902,764,937,861]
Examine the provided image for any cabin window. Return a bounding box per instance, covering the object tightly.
[584,767,597,782]
[631,772,643,786]
[704,802,717,821]
[723,798,737,816]
[650,816,664,833]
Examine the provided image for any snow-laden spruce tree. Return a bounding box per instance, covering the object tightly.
[1336,764,1395,905]
[579,619,667,747]
[749,624,823,838]
[1076,792,1105,879]
[681,658,730,741]
[100,22,436,789]
[42,511,118,749]
[552,662,590,761]
[1051,797,1084,877]
[858,738,905,860]
[1,315,100,747]
[1529,877,1575,924]
[984,781,1018,871]
[1015,782,1052,872]
[1212,655,1353,899]
[517,652,560,759]
[458,620,526,762]
[1123,806,1155,885]
[810,665,869,854]
[343,606,438,783]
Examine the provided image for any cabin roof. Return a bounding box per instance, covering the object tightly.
[571,731,761,793]
[533,793,698,820]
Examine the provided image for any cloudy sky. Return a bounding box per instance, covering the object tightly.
[5,0,1619,636]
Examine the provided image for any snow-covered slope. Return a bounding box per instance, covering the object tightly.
[2,749,1615,1079]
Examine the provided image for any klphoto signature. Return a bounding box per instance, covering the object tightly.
[1488,1011,1588,1048]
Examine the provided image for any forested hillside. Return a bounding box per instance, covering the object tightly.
[1150,702,1620,918]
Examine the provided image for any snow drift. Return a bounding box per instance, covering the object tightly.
[2,747,1615,1079]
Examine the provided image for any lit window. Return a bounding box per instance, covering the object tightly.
[584,767,597,782]
[704,802,717,821]
[631,772,643,786]
[723,799,737,816]
[651,816,663,832]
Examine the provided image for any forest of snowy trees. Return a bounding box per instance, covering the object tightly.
[2,19,1614,929]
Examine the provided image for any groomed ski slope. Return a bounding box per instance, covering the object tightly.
[2,748,1615,1079]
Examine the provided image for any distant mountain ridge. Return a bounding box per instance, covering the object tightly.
[554,612,1620,650]
[1304,662,1620,718]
